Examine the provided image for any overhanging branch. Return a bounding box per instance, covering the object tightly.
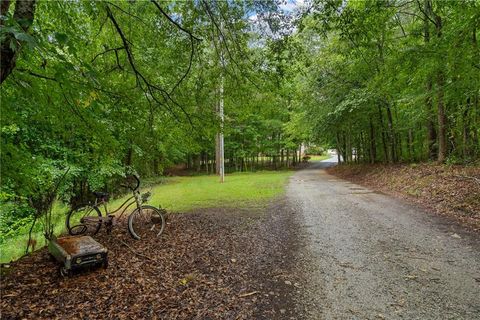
[105,5,193,126]
[150,0,202,41]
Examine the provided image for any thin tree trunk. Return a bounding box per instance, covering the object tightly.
[434,14,447,163]
[369,120,376,164]
[424,0,437,161]
[462,98,471,161]
[408,129,415,162]
[342,131,348,163]
[386,103,396,162]
[437,71,447,163]
[377,105,389,163]
[125,146,133,166]
[426,80,437,160]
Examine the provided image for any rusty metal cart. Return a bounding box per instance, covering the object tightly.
[48,235,108,276]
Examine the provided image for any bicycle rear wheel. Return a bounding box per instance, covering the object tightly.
[128,205,165,240]
[66,205,102,236]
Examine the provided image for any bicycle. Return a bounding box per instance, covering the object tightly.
[66,175,165,240]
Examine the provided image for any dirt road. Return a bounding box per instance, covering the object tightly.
[287,156,480,319]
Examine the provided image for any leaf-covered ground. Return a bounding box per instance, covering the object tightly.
[0,203,301,319]
[327,163,480,231]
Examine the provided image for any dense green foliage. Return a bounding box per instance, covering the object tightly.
[290,0,480,164]
[0,0,304,243]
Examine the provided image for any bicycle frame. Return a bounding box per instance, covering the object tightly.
[94,190,142,220]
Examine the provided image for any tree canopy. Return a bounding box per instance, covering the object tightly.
[290,0,479,164]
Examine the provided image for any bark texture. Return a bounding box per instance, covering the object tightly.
[0,0,36,84]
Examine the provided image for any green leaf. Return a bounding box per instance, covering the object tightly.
[9,38,16,51]
[12,31,36,48]
[54,32,68,44]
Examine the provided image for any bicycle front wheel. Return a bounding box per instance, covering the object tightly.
[66,205,102,236]
[128,205,165,240]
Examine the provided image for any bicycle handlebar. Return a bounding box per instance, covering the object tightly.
[132,175,140,191]
[121,175,140,192]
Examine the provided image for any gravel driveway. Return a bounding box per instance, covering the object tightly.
[288,156,480,319]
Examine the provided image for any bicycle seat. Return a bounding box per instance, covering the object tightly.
[93,192,109,200]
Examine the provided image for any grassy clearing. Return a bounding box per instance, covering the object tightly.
[0,170,293,263]
[308,154,330,161]
[146,170,292,212]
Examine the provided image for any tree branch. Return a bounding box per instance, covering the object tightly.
[150,0,202,41]
[169,35,195,95]
[106,1,150,27]
[91,46,125,63]
[16,68,57,81]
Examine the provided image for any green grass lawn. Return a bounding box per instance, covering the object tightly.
[0,170,293,263]
[146,171,292,211]
[308,154,330,161]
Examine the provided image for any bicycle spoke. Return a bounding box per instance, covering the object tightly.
[67,205,102,236]
[128,206,165,240]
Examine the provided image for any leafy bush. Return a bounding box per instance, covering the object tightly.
[306,146,325,155]
[0,201,34,244]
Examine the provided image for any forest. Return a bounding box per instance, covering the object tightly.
[1,0,479,248]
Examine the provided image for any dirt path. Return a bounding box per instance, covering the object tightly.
[287,156,480,319]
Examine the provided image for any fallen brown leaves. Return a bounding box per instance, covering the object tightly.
[327,163,480,231]
[0,206,298,319]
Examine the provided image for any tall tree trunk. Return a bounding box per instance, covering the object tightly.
[377,105,389,163]
[369,120,376,164]
[426,80,437,160]
[462,98,471,161]
[424,0,437,161]
[215,133,220,174]
[359,132,365,163]
[153,158,159,175]
[205,152,209,174]
[436,72,447,163]
[195,154,201,172]
[385,103,397,162]
[0,0,36,84]
[125,146,133,166]
[434,14,447,163]
[408,129,415,162]
[342,131,348,163]
[336,132,342,164]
